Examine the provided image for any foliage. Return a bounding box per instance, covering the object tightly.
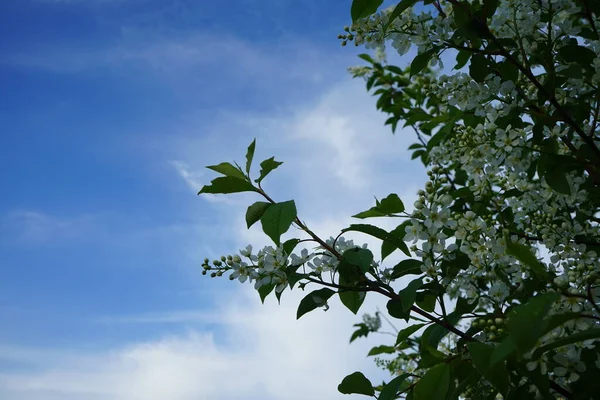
[198,0,600,398]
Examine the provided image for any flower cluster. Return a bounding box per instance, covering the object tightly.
[201,237,371,295]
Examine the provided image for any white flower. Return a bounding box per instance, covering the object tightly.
[488,282,509,303]
[308,257,332,274]
[404,221,422,243]
[290,248,313,266]
[240,245,252,256]
[230,262,251,283]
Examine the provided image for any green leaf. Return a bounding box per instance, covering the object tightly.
[505,239,549,280]
[533,329,600,360]
[258,283,275,304]
[350,0,384,22]
[379,374,410,400]
[245,139,256,174]
[286,271,306,289]
[352,193,404,218]
[283,238,301,257]
[391,259,423,279]
[245,202,271,228]
[385,0,418,30]
[505,292,560,355]
[454,50,471,70]
[490,337,518,366]
[342,223,388,240]
[256,157,283,183]
[260,200,297,245]
[544,167,571,195]
[379,193,405,213]
[343,248,374,273]
[469,54,489,82]
[198,176,257,195]
[382,222,411,260]
[558,43,597,67]
[338,371,375,396]
[296,288,336,319]
[350,323,370,343]
[367,345,396,356]
[497,60,518,82]
[395,323,426,345]
[343,224,409,257]
[358,53,374,63]
[422,299,472,352]
[410,49,436,77]
[415,292,436,312]
[398,278,424,312]
[413,363,450,400]
[339,290,367,315]
[467,342,510,394]
[483,0,500,17]
[387,299,410,321]
[206,162,247,180]
[352,207,386,219]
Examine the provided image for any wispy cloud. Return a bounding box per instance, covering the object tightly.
[0,287,393,400]
[0,210,97,245]
[95,310,221,325]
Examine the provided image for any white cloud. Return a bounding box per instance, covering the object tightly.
[1,24,431,400]
[0,286,395,400]
[0,210,98,245]
[0,66,426,400]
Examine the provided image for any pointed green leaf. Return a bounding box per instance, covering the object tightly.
[339,290,367,314]
[396,323,426,345]
[398,278,424,312]
[387,299,410,321]
[260,200,297,245]
[256,156,283,183]
[467,342,510,394]
[382,222,411,260]
[350,323,370,343]
[258,283,275,304]
[343,247,374,273]
[532,328,600,360]
[413,363,450,400]
[206,162,247,180]
[296,288,336,319]
[338,371,375,396]
[352,207,386,219]
[342,223,388,239]
[505,239,549,280]
[245,139,256,174]
[379,374,410,400]
[385,0,418,30]
[469,54,489,82]
[410,49,436,77]
[351,0,384,22]
[505,292,560,355]
[198,176,257,195]
[283,238,301,257]
[415,292,436,312]
[391,259,423,279]
[367,345,396,356]
[245,201,271,228]
[544,167,571,195]
[379,193,405,214]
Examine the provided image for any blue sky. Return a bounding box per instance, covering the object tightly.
[0,1,426,398]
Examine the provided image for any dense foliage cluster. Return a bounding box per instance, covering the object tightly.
[198,0,600,398]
